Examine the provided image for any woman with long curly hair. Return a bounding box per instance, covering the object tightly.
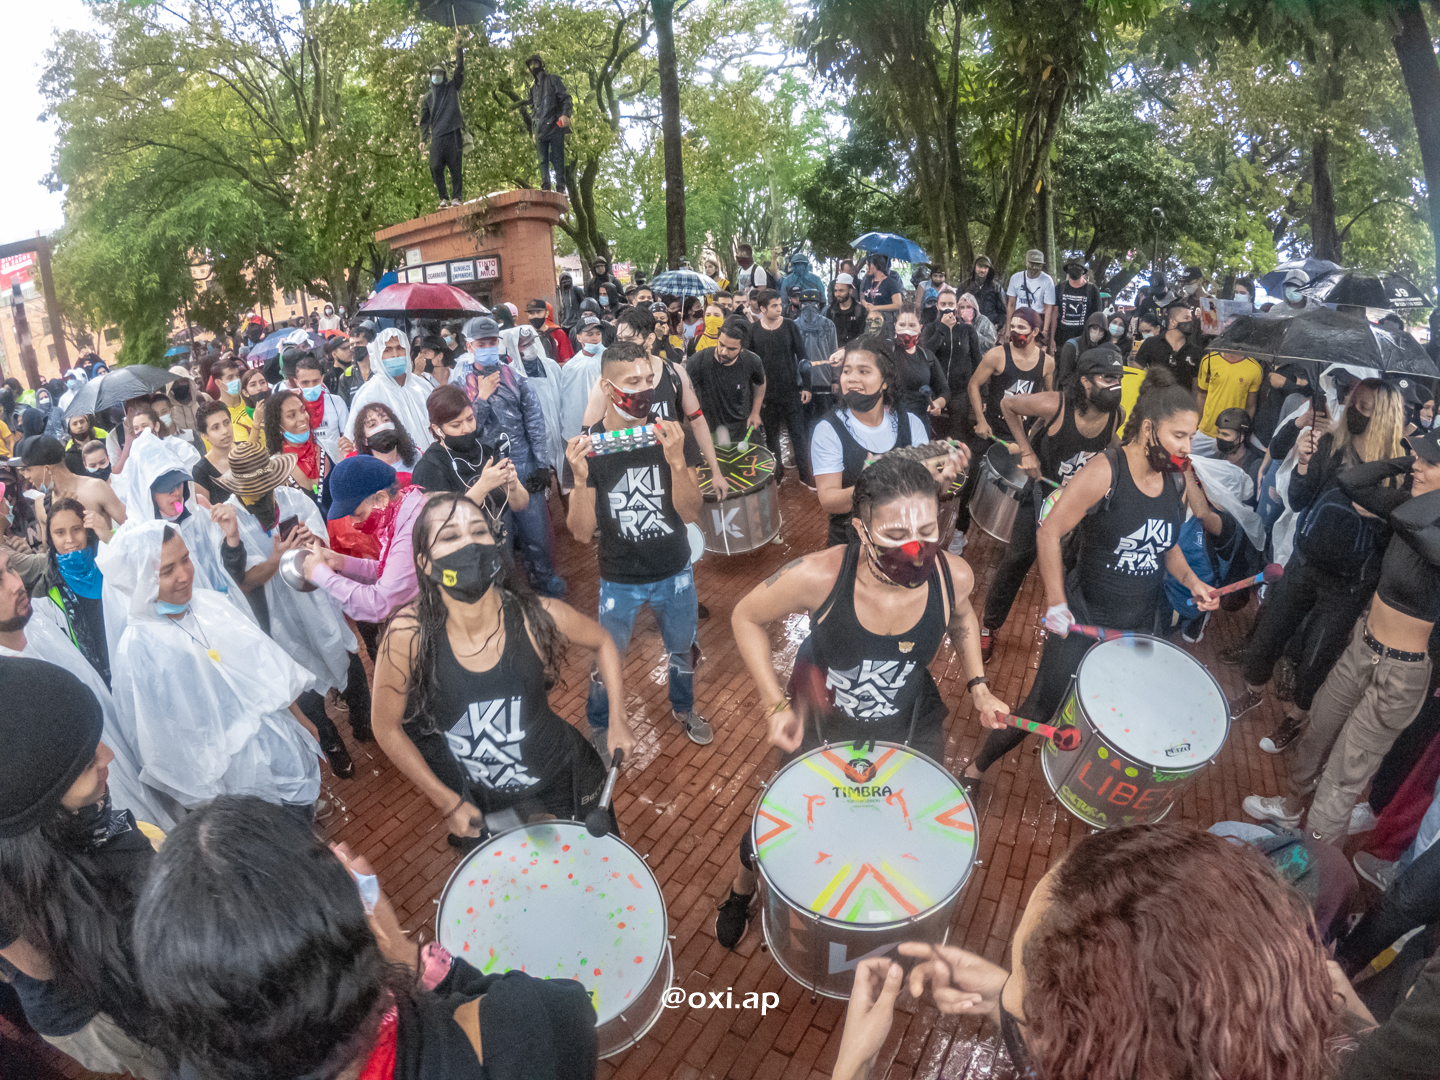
[369,492,636,850]
[831,823,1365,1080]
[352,401,420,481]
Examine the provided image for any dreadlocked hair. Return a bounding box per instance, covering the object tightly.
[400,492,568,734]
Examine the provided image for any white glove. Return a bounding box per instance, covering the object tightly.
[1043,603,1075,635]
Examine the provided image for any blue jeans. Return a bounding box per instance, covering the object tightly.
[509,490,566,599]
[586,565,698,730]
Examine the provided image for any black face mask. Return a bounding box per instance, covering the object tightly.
[443,430,481,454]
[843,388,883,412]
[244,490,278,531]
[171,383,192,404]
[243,390,269,408]
[1215,436,1242,456]
[367,430,401,454]
[428,541,504,603]
[529,317,547,330]
[88,465,112,483]
[1145,433,1186,474]
[1089,386,1123,412]
[1346,408,1371,436]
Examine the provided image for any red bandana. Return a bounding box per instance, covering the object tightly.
[357,1006,398,1080]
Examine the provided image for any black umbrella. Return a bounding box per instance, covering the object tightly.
[416,0,496,25]
[1316,271,1433,311]
[1209,307,1437,377]
[63,366,175,419]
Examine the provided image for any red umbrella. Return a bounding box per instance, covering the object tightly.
[358,282,490,319]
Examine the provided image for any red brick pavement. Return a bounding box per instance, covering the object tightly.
[21,474,1301,1080]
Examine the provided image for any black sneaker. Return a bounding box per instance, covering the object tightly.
[980,628,995,663]
[1217,641,1248,666]
[349,719,374,743]
[1231,687,1265,720]
[321,738,354,779]
[1260,714,1308,755]
[715,889,754,949]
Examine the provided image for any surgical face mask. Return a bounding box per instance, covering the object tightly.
[581,341,603,357]
[382,356,410,378]
[842,388,883,412]
[155,598,190,616]
[428,541,504,604]
[1346,408,1371,436]
[599,295,609,307]
[282,428,310,445]
[1109,322,1125,338]
[159,413,175,428]
[224,379,242,396]
[1284,286,1302,303]
[864,527,941,589]
[431,73,444,85]
[300,385,324,402]
[1087,328,1103,343]
[474,345,501,368]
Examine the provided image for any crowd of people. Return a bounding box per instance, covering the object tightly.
[0,246,1438,1080]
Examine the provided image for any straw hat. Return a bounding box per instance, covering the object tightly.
[217,439,295,498]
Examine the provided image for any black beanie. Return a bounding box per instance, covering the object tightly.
[0,658,104,838]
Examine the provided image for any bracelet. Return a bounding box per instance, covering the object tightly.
[767,695,791,716]
[967,676,989,691]
[443,793,466,818]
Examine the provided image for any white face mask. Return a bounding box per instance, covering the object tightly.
[431,73,444,85]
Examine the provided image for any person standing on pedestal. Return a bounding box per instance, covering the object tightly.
[419,31,465,208]
[525,54,572,196]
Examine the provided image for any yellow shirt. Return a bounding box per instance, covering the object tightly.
[227,401,256,443]
[1197,352,1262,435]
[1119,365,1146,431]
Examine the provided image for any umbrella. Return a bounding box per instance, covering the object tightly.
[417,0,496,25]
[1256,257,1342,295]
[163,345,190,358]
[63,366,175,419]
[851,232,929,264]
[247,328,322,364]
[1315,271,1433,311]
[359,282,490,320]
[648,269,719,299]
[1209,307,1437,377]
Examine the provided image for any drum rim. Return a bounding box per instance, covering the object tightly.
[982,441,1029,489]
[1070,635,1232,768]
[751,740,977,931]
[699,445,778,502]
[433,820,670,1018]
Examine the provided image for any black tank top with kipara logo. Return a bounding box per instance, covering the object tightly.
[788,542,954,760]
[1036,397,1118,487]
[985,342,1043,436]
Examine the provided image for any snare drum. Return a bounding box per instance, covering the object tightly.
[969,442,1029,543]
[1041,636,1230,828]
[752,742,977,998]
[436,821,672,1058]
[697,443,781,554]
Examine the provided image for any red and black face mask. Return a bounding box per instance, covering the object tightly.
[608,382,657,422]
[1144,435,1188,474]
[864,528,942,588]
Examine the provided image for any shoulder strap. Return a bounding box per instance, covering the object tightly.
[813,543,859,623]
[1088,446,1121,518]
[896,409,914,448]
[937,551,955,623]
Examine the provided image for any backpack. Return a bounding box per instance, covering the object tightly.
[1295,481,1388,581]
[797,312,838,389]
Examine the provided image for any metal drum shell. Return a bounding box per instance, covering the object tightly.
[750,742,977,999]
[434,821,672,1059]
[969,442,1029,543]
[1040,636,1232,829]
[697,444,781,554]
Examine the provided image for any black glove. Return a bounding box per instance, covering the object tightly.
[524,467,554,494]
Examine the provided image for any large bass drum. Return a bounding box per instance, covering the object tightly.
[1041,636,1230,828]
[436,821,672,1058]
[969,442,1029,543]
[697,443,781,554]
[751,742,978,999]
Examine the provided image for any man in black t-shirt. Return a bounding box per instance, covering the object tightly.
[686,321,766,443]
[748,289,814,485]
[1055,261,1102,352]
[564,342,712,751]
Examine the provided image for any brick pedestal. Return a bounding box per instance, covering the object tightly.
[374,189,566,313]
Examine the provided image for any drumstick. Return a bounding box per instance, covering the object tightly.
[1184,563,1283,606]
[585,748,626,837]
[1066,624,1152,648]
[999,713,1082,752]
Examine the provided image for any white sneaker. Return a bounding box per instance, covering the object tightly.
[1242,793,1302,829]
[1348,801,1378,835]
[948,531,967,556]
[1353,851,1399,891]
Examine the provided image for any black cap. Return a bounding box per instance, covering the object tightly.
[0,658,104,838]
[8,435,64,468]
[1064,260,1085,275]
[1410,429,1440,464]
[1076,345,1123,377]
[1182,266,1204,283]
[1392,376,1428,407]
[1215,408,1253,438]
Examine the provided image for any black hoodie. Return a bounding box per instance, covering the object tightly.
[1056,312,1111,387]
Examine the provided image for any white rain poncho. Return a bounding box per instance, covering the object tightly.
[104,431,252,658]
[1189,454,1266,551]
[225,485,357,695]
[96,521,321,809]
[345,328,434,452]
[1,598,177,831]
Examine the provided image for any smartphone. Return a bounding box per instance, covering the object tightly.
[278,515,300,540]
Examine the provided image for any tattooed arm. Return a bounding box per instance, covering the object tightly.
[732,547,847,751]
[942,551,1010,728]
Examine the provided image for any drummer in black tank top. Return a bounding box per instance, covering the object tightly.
[964,368,1219,788]
[370,492,638,850]
[979,346,1126,656]
[967,307,1053,443]
[713,454,1009,950]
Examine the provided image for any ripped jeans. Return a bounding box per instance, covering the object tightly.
[586,565,698,730]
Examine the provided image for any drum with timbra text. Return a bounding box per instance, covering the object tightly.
[969,441,1029,543]
[751,742,977,999]
[435,821,672,1058]
[697,442,781,554]
[1041,635,1230,829]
